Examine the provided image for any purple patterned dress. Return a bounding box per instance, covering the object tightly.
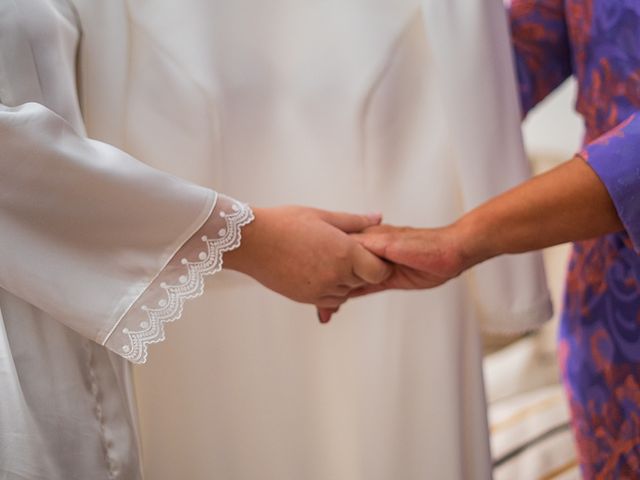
[510,1,640,477]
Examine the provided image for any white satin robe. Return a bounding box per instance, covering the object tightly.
[0,1,252,478]
[71,1,552,479]
[0,0,551,478]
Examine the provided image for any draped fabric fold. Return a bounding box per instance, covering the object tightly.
[0,1,251,477]
[0,101,218,348]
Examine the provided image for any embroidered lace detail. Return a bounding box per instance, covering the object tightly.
[119,199,254,363]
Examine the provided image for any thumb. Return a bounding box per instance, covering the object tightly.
[351,232,395,259]
[317,210,382,233]
[352,245,393,284]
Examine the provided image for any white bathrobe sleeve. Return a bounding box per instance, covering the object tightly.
[0,101,253,363]
[423,0,553,333]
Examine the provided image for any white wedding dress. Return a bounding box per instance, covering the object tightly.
[0,0,551,478]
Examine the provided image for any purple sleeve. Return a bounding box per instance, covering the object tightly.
[580,114,640,250]
[508,0,572,116]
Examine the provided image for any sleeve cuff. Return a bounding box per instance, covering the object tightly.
[580,113,640,252]
[102,194,254,363]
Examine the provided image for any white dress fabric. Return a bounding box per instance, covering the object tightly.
[0,0,552,478]
[0,1,252,478]
[71,1,552,479]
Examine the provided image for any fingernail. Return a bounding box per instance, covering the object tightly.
[367,212,382,223]
[318,312,327,324]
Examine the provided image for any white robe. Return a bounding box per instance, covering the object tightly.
[0,0,551,478]
[74,0,552,479]
[0,1,251,478]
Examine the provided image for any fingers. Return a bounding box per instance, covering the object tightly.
[317,306,339,323]
[351,245,392,284]
[351,232,391,258]
[316,209,382,233]
[341,276,367,289]
[347,284,387,298]
[316,295,346,309]
[353,228,412,265]
[359,224,399,235]
[316,282,386,324]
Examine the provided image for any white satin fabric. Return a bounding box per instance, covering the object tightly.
[0,0,251,478]
[71,1,552,479]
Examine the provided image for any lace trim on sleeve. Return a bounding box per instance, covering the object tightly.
[104,195,254,363]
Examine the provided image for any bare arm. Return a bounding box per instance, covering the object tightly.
[458,156,622,265]
[346,157,623,299]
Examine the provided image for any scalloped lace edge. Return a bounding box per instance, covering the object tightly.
[120,201,254,364]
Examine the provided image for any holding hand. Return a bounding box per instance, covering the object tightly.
[224,206,392,310]
[314,223,474,322]
[350,224,471,293]
[318,157,625,322]
[352,157,624,296]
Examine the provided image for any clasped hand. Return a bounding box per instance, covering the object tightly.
[224,206,473,322]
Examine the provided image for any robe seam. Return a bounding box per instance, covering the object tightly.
[85,341,119,479]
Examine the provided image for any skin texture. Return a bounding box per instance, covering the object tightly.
[223,206,392,310]
[319,156,624,320]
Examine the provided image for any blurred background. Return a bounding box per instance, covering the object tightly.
[483,78,583,479]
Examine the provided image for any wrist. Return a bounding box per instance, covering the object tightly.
[222,206,262,274]
[452,210,501,270]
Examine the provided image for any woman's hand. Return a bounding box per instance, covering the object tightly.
[318,156,625,322]
[354,156,624,294]
[314,222,473,322]
[349,223,471,292]
[223,206,392,309]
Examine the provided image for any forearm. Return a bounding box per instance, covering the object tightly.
[456,156,624,266]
